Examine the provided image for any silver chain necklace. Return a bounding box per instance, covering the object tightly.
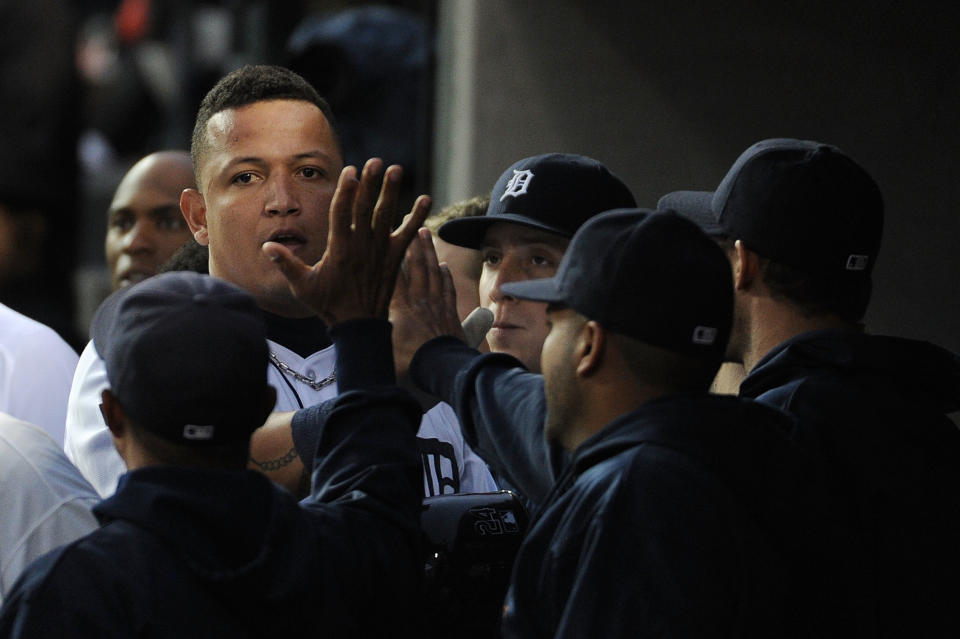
[269,352,336,391]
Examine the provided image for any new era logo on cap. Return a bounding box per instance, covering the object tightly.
[692,326,718,345]
[846,254,869,271]
[500,169,534,201]
[183,424,215,440]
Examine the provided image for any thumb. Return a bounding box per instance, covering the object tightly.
[262,241,312,286]
[461,307,493,349]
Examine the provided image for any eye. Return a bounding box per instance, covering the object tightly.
[482,249,501,266]
[298,166,323,179]
[531,254,552,267]
[109,213,134,232]
[156,214,186,231]
[232,172,257,185]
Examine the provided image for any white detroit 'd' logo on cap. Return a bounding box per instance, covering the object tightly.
[183,424,215,440]
[500,169,534,201]
[691,326,718,345]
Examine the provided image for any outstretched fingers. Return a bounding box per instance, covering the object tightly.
[354,158,386,235]
[372,164,403,242]
[328,166,359,251]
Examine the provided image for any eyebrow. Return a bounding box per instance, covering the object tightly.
[222,150,337,170]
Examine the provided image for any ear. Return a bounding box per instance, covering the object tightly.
[100,389,132,461]
[574,320,606,377]
[732,240,761,291]
[181,188,210,246]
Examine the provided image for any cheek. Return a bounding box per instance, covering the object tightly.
[478,268,495,305]
[104,233,122,264]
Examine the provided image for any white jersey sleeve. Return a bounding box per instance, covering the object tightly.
[0,303,78,446]
[63,341,124,497]
[0,414,99,605]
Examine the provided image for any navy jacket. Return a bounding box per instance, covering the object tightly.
[0,320,423,638]
[412,338,855,637]
[504,394,856,638]
[741,329,960,638]
[411,337,565,510]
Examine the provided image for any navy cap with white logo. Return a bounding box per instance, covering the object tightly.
[92,272,270,446]
[437,153,637,249]
[501,209,733,364]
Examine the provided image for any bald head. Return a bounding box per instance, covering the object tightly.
[106,151,196,290]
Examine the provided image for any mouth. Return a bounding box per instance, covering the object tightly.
[264,229,307,250]
[118,268,154,287]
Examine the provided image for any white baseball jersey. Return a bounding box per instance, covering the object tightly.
[0,303,78,445]
[65,339,496,497]
[0,413,99,605]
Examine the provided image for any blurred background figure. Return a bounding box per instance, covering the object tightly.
[105,151,195,291]
[287,5,430,213]
[0,0,80,346]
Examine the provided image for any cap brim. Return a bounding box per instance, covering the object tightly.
[438,214,573,249]
[500,276,566,304]
[656,191,725,237]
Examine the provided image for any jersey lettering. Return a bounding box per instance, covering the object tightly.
[418,437,461,496]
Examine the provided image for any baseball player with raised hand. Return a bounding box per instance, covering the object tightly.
[64,64,496,499]
[0,163,428,635]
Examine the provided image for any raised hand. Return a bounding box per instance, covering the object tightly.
[263,159,430,325]
[391,227,472,380]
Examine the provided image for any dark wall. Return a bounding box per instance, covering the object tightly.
[448,0,959,352]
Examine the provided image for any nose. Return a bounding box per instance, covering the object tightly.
[121,219,155,254]
[487,257,524,303]
[264,173,301,216]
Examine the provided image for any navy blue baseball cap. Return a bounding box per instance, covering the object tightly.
[668,138,883,278]
[656,191,724,236]
[437,153,637,249]
[92,272,271,445]
[501,209,733,363]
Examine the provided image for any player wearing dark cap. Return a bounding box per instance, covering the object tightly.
[412,209,846,637]
[662,138,960,637]
[392,153,635,507]
[0,206,425,636]
[437,153,636,373]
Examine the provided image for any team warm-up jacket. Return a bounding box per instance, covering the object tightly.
[410,337,858,637]
[740,329,960,638]
[0,319,423,638]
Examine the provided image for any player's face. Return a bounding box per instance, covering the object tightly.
[183,99,343,317]
[433,236,483,322]
[541,305,583,450]
[478,224,568,372]
[105,159,194,291]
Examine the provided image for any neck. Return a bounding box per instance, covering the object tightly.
[740,295,858,372]
[567,376,666,451]
[262,311,331,357]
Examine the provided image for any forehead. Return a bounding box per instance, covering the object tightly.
[481,223,570,252]
[110,160,193,212]
[202,99,339,164]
